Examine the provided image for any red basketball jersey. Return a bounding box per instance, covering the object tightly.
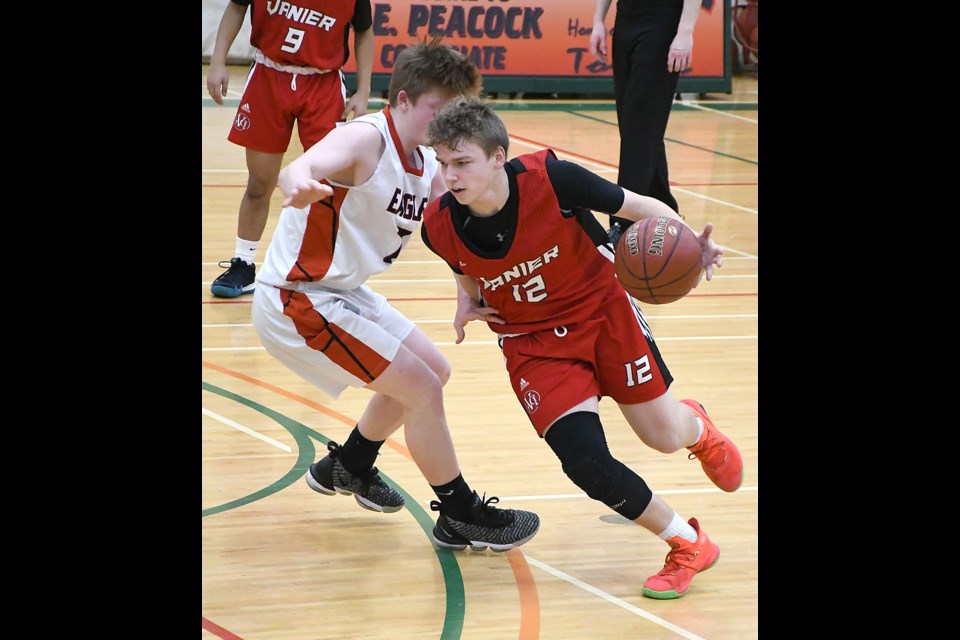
[246,0,369,70]
[422,149,623,335]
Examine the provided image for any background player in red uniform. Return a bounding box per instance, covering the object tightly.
[420,96,741,599]
[206,0,375,298]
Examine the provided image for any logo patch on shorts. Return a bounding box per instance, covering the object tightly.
[234,113,251,131]
[523,390,541,413]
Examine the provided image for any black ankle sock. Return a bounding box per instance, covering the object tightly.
[338,426,384,476]
[431,474,475,520]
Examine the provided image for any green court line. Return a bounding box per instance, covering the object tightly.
[202,381,465,640]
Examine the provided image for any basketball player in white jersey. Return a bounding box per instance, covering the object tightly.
[251,40,540,551]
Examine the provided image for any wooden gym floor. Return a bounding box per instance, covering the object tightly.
[202,65,758,640]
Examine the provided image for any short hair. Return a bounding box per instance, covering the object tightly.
[428,95,510,157]
[388,38,483,107]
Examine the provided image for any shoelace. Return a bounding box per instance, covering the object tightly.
[429,493,512,524]
[688,428,725,463]
[657,545,700,575]
[475,493,513,524]
[217,258,248,270]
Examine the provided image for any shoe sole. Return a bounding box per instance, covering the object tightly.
[304,470,403,514]
[431,522,540,552]
[641,550,721,599]
[210,284,255,298]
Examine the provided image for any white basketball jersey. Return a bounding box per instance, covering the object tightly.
[257,106,437,291]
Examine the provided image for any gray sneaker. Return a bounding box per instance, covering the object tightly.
[305,441,405,513]
[431,491,540,552]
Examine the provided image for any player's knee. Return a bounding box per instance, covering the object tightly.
[563,449,619,501]
[545,411,653,520]
[245,174,278,200]
[434,357,452,386]
[563,453,652,520]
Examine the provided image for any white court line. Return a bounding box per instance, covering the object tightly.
[677,100,759,124]
[673,186,757,214]
[203,315,758,329]
[202,336,757,351]
[417,486,752,639]
[200,257,757,267]
[367,275,754,283]
[498,486,757,501]
[203,323,253,327]
[200,274,757,286]
[523,556,705,640]
[423,487,757,504]
[205,453,293,461]
[202,407,292,452]
[718,246,757,258]
[508,137,757,215]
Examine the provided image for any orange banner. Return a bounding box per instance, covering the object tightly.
[342,0,725,78]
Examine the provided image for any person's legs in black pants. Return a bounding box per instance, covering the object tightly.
[609,2,683,235]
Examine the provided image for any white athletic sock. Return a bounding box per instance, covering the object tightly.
[235,237,259,265]
[658,512,698,543]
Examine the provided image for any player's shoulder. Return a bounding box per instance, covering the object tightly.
[512,148,556,172]
[423,191,455,221]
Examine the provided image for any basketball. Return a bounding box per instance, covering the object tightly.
[614,216,703,304]
[733,0,758,61]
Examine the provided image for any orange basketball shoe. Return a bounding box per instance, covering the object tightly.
[682,400,743,492]
[642,517,720,599]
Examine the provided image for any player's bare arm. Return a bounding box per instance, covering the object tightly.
[278,122,385,208]
[618,190,685,223]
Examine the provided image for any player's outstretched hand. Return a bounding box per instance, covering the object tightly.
[280,180,334,208]
[696,223,724,284]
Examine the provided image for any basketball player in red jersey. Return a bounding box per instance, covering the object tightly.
[207,0,375,298]
[251,42,540,552]
[421,96,740,599]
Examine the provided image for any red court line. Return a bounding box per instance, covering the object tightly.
[507,548,541,639]
[202,616,244,640]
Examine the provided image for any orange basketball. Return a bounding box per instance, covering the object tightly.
[614,217,703,304]
[734,1,758,58]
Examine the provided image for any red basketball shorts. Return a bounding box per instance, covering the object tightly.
[497,289,673,437]
[227,63,347,154]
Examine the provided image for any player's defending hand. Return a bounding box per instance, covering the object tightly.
[695,223,724,284]
[279,178,334,209]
